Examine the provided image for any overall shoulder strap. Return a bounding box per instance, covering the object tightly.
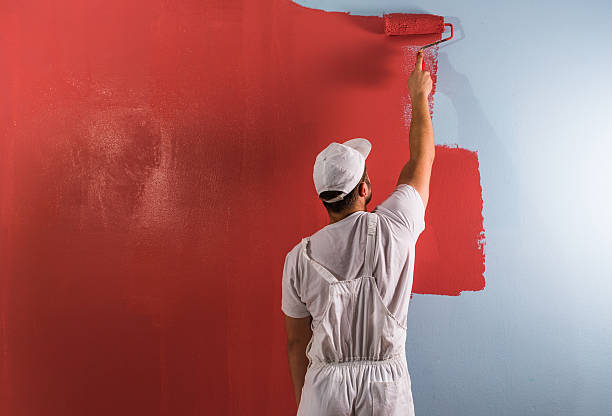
[364,213,378,276]
[301,237,338,284]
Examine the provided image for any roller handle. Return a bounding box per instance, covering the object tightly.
[416,23,454,71]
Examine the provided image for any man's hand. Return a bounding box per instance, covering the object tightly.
[408,51,433,101]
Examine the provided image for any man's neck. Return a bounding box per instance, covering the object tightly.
[328,208,365,225]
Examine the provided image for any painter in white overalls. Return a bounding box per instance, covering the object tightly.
[282,138,427,415]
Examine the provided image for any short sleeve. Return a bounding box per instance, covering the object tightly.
[281,250,310,318]
[373,184,426,239]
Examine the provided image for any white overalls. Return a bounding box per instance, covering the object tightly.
[297,213,415,416]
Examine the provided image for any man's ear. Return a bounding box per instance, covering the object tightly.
[359,181,368,197]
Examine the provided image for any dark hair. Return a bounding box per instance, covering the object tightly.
[319,166,368,214]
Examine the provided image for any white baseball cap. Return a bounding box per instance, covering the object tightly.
[313,138,372,203]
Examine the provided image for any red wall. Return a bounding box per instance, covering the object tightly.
[0,1,484,414]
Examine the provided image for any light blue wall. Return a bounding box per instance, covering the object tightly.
[294,1,612,414]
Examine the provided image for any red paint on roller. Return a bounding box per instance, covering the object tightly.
[384,13,445,36]
[0,1,484,415]
[384,14,453,70]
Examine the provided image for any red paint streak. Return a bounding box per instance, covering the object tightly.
[0,1,484,415]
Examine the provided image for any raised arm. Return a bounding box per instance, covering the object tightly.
[397,51,435,209]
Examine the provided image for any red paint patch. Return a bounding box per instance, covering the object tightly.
[0,1,484,415]
[413,145,486,296]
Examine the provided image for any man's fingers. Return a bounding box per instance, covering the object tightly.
[415,51,424,70]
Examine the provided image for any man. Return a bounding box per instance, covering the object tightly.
[282,52,433,415]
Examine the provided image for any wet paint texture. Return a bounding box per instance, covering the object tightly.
[0,1,484,415]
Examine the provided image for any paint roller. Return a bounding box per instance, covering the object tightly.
[383,13,454,70]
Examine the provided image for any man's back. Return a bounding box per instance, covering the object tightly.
[282,183,426,327]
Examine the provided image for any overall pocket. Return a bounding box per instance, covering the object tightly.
[370,372,414,416]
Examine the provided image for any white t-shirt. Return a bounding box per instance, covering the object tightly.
[281,184,426,326]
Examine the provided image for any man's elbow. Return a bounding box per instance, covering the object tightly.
[284,314,313,347]
[286,333,311,348]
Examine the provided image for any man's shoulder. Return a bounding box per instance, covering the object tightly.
[284,239,304,266]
